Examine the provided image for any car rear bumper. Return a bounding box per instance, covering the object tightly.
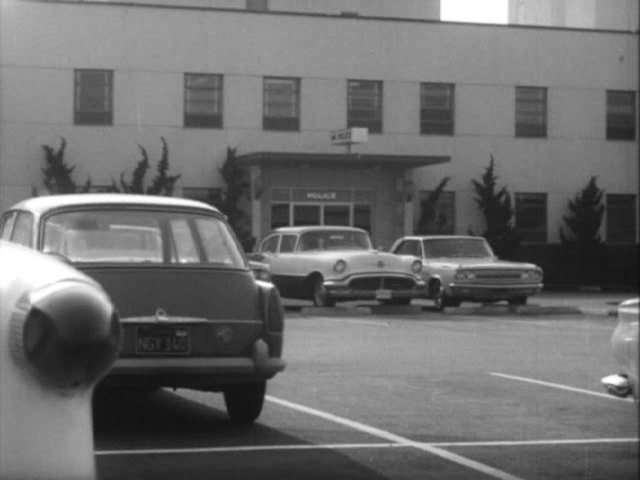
[101,339,285,389]
[448,283,543,300]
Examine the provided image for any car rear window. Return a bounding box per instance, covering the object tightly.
[42,209,245,267]
[422,238,493,258]
[298,230,372,251]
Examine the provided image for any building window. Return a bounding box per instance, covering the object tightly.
[606,90,636,141]
[263,77,300,131]
[347,80,382,133]
[606,194,636,243]
[515,86,547,138]
[421,83,455,135]
[74,69,113,125]
[184,74,223,128]
[246,0,268,11]
[415,190,455,234]
[515,193,547,243]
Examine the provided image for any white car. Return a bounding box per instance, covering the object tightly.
[390,235,543,311]
[252,226,426,307]
[602,298,639,401]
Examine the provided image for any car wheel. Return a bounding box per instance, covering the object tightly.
[223,381,266,424]
[312,276,335,307]
[508,296,527,306]
[432,281,446,311]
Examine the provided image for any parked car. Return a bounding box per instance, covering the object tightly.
[390,235,543,311]
[0,193,285,424]
[251,226,426,307]
[602,298,639,402]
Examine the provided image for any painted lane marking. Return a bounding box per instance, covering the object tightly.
[95,437,638,456]
[491,373,635,403]
[95,443,403,456]
[433,437,638,448]
[265,395,525,480]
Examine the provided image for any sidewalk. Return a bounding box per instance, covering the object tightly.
[282,291,636,317]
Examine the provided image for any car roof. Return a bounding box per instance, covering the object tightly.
[8,193,221,216]
[270,225,368,235]
[398,235,486,241]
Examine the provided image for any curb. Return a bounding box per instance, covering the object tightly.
[289,304,617,317]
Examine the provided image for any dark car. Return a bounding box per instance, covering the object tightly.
[0,193,285,424]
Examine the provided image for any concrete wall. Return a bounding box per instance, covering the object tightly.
[0,0,637,243]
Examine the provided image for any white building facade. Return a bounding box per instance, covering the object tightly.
[0,0,637,253]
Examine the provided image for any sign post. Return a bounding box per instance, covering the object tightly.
[330,127,368,153]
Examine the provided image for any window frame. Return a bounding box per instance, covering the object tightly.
[420,83,455,135]
[515,192,548,244]
[263,76,301,131]
[246,0,268,11]
[184,73,223,129]
[606,194,637,244]
[347,79,383,134]
[515,86,547,138]
[606,90,636,141]
[74,69,113,126]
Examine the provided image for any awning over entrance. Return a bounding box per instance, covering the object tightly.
[236,151,450,169]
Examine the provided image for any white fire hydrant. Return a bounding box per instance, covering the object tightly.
[0,242,120,480]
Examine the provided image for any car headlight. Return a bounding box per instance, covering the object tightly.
[411,259,422,274]
[521,269,542,281]
[454,270,475,280]
[333,259,347,274]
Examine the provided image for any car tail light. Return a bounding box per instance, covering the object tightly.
[265,286,284,333]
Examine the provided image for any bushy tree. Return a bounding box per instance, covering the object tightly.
[559,176,605,285]
[560,176,604,246]
[470,155,519,257]
[111,137,180,195]
[415,176,451,234]
[41,137,91,194]
[217,146,255,252]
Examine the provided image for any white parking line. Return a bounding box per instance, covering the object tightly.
[265,395,525,480]
[95,437,638,456]
[490,372,635,402]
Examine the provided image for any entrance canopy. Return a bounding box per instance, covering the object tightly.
[236,151,450,169]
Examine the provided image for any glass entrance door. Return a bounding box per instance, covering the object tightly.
[323,205,350,226]
[292,204,321,226]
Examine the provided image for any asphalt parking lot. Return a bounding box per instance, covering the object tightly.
[94,292,638,480]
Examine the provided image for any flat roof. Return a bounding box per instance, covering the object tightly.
[236,152,450,169]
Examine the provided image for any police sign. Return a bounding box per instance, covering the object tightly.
[330,127,369,145]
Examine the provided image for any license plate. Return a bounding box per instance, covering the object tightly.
[375,289,392,300]
[136,326,190,355]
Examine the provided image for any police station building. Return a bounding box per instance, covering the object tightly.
[0,0,638,252]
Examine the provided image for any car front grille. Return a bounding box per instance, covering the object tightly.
[349,276,416,291]
[474,270,523,280]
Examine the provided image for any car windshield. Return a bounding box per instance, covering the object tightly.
[298,230,372,251]
[42,209,245,267]
[422,238,494,258]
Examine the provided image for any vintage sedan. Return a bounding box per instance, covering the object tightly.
[602,298,639,402]
[390,235,543,310]
[252,226,426,307]
[0,194,285,424]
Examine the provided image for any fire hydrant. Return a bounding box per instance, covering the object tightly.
[0,242,120,479]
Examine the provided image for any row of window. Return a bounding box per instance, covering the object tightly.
[74,70,637,140]
[421,191,637,244]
